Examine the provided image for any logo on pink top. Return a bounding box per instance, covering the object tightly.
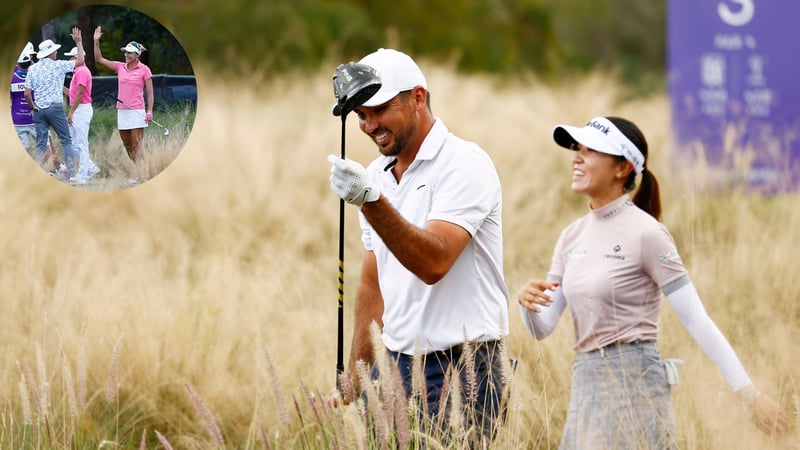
[605,244,625,260]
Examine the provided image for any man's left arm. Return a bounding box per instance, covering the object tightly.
[360,199,470,285]
[328,154,474,284]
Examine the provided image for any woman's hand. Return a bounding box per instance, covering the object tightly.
[737,384,791,435]
[93,26,103,41]
[517,279,559,313]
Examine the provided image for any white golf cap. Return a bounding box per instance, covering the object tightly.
[18,42,34,63]
[121,41,144,54]
[64,46,79,57]
[357,48,427,107]
[37,39,61,59]
[553,117,645,174]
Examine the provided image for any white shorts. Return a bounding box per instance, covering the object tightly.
[117,109,148,130]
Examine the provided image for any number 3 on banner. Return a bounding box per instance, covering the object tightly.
[718,0,754,27]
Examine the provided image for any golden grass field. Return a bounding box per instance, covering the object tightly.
[25,104,192,192]
[1,66,798,449]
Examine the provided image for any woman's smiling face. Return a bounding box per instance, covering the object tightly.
[570,144,630,208]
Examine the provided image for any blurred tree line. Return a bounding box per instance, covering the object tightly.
[18,4,193,76]
[3,0,665,89]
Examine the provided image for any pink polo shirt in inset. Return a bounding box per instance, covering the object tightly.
[548,194,688,353]
[112,61,152,109]
[69,64,93,105]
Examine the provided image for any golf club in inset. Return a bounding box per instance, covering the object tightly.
[331,62,381,389]
[103,92,170,136]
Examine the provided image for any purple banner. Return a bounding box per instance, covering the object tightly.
[668,0,800,192]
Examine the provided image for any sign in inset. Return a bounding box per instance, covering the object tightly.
[668,0,800,192]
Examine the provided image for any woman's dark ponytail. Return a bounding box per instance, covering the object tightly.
[608,117,662,221]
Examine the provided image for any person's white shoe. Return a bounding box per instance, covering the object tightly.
[87,166,100,179]
[51,166,71,182]
[69,175,87,185]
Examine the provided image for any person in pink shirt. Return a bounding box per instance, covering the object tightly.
[93,26,154,182]
[63,46,99,184]
[516,116,790,448]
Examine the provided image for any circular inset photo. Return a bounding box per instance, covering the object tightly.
[11,5,197,190]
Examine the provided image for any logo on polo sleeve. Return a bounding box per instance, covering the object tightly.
[658,250,680,263]
[565,248,588,260]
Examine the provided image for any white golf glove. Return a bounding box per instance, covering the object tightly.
[327,154,381,208]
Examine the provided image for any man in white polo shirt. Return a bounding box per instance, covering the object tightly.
[327,48,510,444]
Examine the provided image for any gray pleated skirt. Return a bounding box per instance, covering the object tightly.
[559,341,677,450]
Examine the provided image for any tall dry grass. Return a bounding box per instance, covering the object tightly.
[31,104,193,191]
[0,65,798,448]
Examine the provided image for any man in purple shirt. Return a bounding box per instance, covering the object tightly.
[11,42,37,151]
[12,42,61,168]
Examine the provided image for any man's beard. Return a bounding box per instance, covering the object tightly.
[379,120,417,157]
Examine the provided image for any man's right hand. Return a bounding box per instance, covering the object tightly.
[327,155,381,208]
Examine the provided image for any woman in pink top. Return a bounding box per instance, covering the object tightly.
[93,26,154,174]
[517,117,789,448]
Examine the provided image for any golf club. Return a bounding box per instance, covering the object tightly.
[331,62,381,389]
[103,92,170,136]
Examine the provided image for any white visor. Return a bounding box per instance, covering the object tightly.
[553,117,645,174]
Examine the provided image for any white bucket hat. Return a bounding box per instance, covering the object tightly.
[357,48,427,108]
[37,39,61,59]
[553,117,645,174]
